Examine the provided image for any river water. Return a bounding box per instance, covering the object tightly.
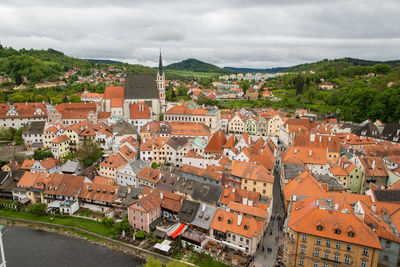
[2,226,144,267]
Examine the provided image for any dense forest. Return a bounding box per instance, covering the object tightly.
[165,58,235,74]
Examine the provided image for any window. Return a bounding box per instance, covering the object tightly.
[334,253,339,261]
[323,264,328,267]
[253,181,256,185]
[336,242,341,249]
[302,235,307,242]
[334,229,341,235]
[360,259,368,267]
[344,255,350,264]
[346,244,352,251]
[348,231,354,237]
[326,240,331,247]
[300,246,306,254]
[317,225,323,231]
[385,240,391,248]
[313,261,319,267]
[324,251,330,259]
[314,248,320,257]
[363,248,369,256]
[316,238,321,245]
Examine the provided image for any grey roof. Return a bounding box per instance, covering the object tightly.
[342,123,362,134]
[178,199,200,223]
[113,120,137,136]
[158,52,164,76]
[191,203,217,230]
[61,160,83,174]
[124,74,158,100]
[381,123,400,143]
[22,121,45,135]
[166,137,189,150]
[357,122,380,138]
[127,159,149,173]
[192,182,223,205]
[283,163,306,181]
[313,174,345,191]
[174,177,196,196]
[0,171,19,197]
[156,173,178,193]
[373,189,400,203]
[79,165,98,181]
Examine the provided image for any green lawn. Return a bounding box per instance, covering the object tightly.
[0,209,114,237]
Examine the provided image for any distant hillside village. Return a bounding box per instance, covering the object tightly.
[1,53,400,267]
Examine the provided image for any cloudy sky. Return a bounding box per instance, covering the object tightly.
[0,0,399,68]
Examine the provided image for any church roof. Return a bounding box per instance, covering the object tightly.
[124,74,158,100]
[159,52,164,76]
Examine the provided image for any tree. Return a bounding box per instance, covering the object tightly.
[33,148,53,160]
[166,261,188,267]
[240,80,249,94]
[27,203,47,216]
[69,95,82,103]
[374,64,391,75]
[76,139,103,167]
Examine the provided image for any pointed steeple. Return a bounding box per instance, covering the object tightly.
[158,50,164,76]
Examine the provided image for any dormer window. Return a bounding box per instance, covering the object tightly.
[218,216,222,221]
[228,219,232,225]
[334,229,341,235]
[348,231,354,237]
[244,225,248,230]
[317,225,323,231]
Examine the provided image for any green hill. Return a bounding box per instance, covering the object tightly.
[286,57,400,73]
[165,58,235,74]
[223,66,287,73]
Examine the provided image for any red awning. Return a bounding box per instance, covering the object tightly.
[170,223,185,239]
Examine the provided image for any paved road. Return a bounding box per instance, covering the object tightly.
[253,164,285,267]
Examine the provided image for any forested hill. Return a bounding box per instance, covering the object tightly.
[165,58,235,74]
[286,57,400,73]
[223,66,287,73]
[0,46,163,84]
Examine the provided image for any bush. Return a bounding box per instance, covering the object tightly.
[34,148,53,160]
[27,203,47,217]
[101,217,114,227]
[135,230,147,239]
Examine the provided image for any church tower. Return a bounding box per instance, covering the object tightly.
[157,51,166,113]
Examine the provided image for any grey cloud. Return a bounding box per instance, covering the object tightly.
[0,0,399,68]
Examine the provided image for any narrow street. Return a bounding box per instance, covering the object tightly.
[253,162,285,267]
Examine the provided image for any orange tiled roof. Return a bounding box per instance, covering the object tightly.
[137,167,163,184]
[79,182,119,203]
[288,197,381,249]
[0,102,47,118]
[205,129,227,154]
[104,86,124,100]
[329,163,348,176]
[210,209,264,239]
[99,153,128,169]
[50,134,69,144]
[130,102,151,120]
[182,164,221,181]
[21,159,35,170]
[219,186,260,206]
[231,161,274,183]
[227,201,269,220]
[283,171,327,203]
[165,105,208,115]
[359,157,388,177]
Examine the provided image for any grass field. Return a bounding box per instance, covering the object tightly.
[0,209,114,237]
[165,70,218,79]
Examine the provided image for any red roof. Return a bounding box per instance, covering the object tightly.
[205,129,227,154]
[104,86,124,100]
[130,102,151,120]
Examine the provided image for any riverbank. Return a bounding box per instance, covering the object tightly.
[0,216,194,266]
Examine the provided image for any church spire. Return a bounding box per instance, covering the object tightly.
[158,50,163,76]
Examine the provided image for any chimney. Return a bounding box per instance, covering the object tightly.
[328,136,331,142]
[334,203,339,210]
[294,148,297,154]
[237,213,242,226]
[232,188,235,193]
[242,197,248,205]
[202,203,206,212]
[347,135,350,140]
[372,160,375,170]
[309,150,312,157]
[248,200,253,206]
[319,136,322,142]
